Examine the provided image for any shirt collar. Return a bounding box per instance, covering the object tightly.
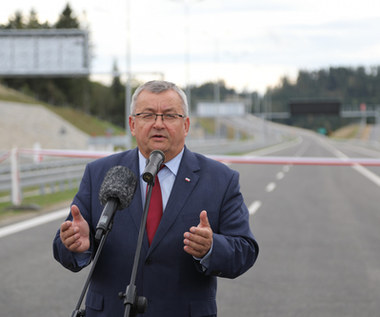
[138,148,184,177]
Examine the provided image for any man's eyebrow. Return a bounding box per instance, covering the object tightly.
[139,107,177,113]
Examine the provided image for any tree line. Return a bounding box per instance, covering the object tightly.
[267,66,380,113]
[265,66,380,132]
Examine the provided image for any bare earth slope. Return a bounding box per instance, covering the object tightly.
[0,101,89,150]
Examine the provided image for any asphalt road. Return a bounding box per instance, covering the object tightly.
[1,131,380,316]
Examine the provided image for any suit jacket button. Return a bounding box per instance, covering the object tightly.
[145,258,152,265]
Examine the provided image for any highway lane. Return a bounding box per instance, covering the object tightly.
[217,133,380,317]
[1,131,380,316]
[0,216,90,316]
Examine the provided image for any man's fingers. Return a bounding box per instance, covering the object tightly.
[184,233,204,247]
[59,206,90,253]
[60,226,83,252]
[183,245,204,258]
[64,234,79,248]
[60,221,73,241]
[60,223,76,241]
[183,210,213,257]
[190,226,211,239]
[60,220,72,232]
[183,228,212,256]
[184,241,206,257]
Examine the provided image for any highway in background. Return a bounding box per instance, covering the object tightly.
[218,131,380,317]
[1,130,380,316]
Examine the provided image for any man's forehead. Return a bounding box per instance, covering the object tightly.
[136,90,182,110]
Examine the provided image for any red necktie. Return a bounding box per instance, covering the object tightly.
[146,171,163,245]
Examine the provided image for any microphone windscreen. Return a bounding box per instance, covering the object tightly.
[99,166,137,209]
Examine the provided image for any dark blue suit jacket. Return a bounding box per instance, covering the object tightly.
[53,147,258,316]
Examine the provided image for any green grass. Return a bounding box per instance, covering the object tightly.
[45,104,125,136]
[0,83,125,136]
[0,84,41,104]
[196,118,216,134]
[0,188,77,222]
[330,124,359,139]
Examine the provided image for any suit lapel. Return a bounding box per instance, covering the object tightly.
[119,149,148,246]
[147,148,200,254]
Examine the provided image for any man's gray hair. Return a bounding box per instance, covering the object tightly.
[130,80,189,116]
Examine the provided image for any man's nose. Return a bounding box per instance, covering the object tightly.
[153,114,165,126]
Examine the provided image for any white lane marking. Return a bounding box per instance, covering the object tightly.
[352,164,380,187]
[249,200,262,215]
[0,208,68,238]
[283,165,290,172]
[319,138,380,188]
[276,172,285,180]
[331,140,380,158]
[246,137,303,156]
[266,182,276,192]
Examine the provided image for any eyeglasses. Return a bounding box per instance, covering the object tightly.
[133,112,186,122]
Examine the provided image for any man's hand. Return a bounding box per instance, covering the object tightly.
[60,205,90,253]
[183,210,213,258]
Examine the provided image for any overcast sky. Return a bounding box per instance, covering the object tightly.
[1,0,380,93]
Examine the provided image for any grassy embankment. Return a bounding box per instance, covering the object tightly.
[0,84,124,218]
[0,84,125,136]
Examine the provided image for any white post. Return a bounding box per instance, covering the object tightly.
[11,147,22,206]
[33,142,42,164]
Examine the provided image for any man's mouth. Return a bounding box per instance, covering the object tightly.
[151,134,166,139]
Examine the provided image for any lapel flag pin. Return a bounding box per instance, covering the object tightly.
[185,177,191,182]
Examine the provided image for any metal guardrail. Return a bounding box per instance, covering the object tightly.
[0,157,92,203]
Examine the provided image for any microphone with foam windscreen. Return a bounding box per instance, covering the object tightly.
[95,165,137,241]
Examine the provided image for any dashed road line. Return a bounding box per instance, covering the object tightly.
[265,182,276,192]
[249,200,262,215]
[283,165,290,172]
[320,138,380,188]
[276,172,285,180]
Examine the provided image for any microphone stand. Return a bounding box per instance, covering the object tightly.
[71,202,118,317]
[119,181,155,317]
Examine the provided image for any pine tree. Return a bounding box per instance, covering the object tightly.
[55,3,80,29]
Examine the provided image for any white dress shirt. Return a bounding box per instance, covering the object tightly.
[138,148,184,211]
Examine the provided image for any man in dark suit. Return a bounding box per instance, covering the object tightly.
[53,80,259,316]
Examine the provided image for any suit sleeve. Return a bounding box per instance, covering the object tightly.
[204,170,259,278]
[52,164,94,272]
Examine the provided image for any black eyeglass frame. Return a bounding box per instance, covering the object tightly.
[132,112,186,121]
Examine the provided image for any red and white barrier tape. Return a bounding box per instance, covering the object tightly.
[7,148,380,167]
[17,148,114,159]
[208,155,380,166]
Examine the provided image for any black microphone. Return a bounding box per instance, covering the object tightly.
[95,166,137,241]
[142,150,165,184]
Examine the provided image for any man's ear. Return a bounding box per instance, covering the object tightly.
[184,117,190,136]
[129,116,136,136]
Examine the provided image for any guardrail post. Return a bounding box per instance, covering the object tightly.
[33,142,43,163]
[11,147,22,206]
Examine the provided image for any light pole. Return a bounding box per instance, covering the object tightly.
[184,0,191,112]
[125,0,132,149]
[171,0,204,114]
